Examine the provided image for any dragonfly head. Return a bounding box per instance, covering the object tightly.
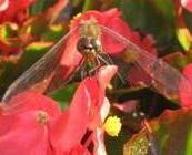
[77,37,101,54]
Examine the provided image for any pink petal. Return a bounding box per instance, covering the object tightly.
[84,65,117,129]
[50,83,90,152]
[94,128,107,155]
[181,0,192,12]
[69,145,90,155]
[179,63,192,109]
[0,111,49,155]
[60,30,82,66]
[98,65,118,90]
[3,91,61,119]
[0,0,9,11]
[113,100,138,113]
[100,97,110,122]
[50,65,117,152]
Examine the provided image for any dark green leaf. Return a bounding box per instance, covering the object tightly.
[49,83,78,110]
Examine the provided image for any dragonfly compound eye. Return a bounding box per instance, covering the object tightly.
[90,38,101,51]
[77,37,93,53]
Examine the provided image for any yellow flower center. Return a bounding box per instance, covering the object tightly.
[103,115,122,137]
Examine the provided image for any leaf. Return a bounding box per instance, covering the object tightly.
[30,0,56,15]
[123,128,149,155]
[19,42,53,71]
[0,61,18,96]
[150,110,192,155]
[163,52,188,69]
[177,28,192,51]
[42,24,65,41]
[49,83,78,110]
[106,128,131,155]
[118,0,178,51]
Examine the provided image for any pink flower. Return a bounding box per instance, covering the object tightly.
[0,65,117,155]
[181,0,192,11]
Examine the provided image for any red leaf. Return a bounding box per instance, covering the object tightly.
[179,63,192,109]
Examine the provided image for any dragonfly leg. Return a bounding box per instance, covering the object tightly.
[88,56,101,75]
[80,69,85,80]
[98,54,126,84]
[80,63,88,80]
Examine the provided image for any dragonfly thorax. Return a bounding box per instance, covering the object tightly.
[77,37,101,54]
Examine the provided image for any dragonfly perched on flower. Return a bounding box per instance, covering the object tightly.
[2,17,192,103]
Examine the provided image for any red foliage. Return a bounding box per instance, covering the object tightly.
[0,0,36,23]
[0,65,117,155]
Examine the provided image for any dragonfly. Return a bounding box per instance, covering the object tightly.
[2,19,192,103]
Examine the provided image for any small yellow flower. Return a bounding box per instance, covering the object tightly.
[103,115,122,137]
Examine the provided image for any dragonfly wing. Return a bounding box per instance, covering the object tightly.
[101,25,192,100]
[2,28,78,103]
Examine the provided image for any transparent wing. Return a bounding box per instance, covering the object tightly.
[100,25,192,101]
[2,27,79,103]
[3,22,192,103]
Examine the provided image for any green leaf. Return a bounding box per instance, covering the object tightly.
[150,110,192,155]
[49,83,78,110]
[0,61,18,96]
[118,0,178,51]
[186,124,192,155]
[106,127,131,155]
[42,24,65,41]
[82,0,94,12]
[30,0,56,15]
[18,42,52,71]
